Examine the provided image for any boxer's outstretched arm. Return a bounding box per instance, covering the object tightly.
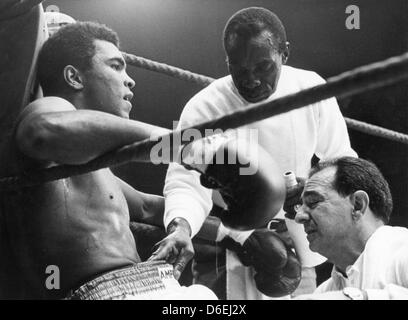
[16,96,169,165]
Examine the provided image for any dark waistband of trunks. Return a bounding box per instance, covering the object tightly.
[65,260,174,300]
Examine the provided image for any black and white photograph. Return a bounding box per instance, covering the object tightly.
[0,0,407,304]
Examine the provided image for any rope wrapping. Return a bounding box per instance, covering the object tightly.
[123,52,408,145]
[1,52,408,190]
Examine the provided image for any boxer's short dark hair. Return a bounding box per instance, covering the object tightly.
[310,157,393,223]
[38,21,120,95]
[223,7,287,54]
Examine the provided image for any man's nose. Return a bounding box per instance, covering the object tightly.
[294,205,310,224]
[125,73,135,89]
[242,74,261,89]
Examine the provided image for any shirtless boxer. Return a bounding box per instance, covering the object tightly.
[1,20,212,299]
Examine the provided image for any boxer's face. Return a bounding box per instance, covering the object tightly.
[226,31,289,103]
[296,167,354,258]
[81,40,135,118]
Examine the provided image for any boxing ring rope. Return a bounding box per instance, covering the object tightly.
[342,118,408,144]
[1,52,408,191]
[122,53,214,87]
[123,52,408,145]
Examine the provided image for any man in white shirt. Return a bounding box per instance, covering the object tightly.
[150,7,356,298]
[294,157,408,300]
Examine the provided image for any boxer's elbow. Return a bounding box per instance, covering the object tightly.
[16,113,53,158]
[16,114,82,164]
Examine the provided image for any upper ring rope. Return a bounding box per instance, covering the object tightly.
[123,53,213,87]
[1,52,408,191]
[123,51,408,145]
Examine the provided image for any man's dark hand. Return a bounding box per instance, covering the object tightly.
[147,217,194,280]
[283,177,306,219]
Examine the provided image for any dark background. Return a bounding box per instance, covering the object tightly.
[43,0,408,227]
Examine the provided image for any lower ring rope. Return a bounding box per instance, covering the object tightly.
[123,51,408,145]
[1,52,408,190]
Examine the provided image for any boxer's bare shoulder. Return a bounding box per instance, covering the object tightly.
[18,97,76,123]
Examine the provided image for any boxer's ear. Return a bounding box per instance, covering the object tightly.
[63,65,84,90]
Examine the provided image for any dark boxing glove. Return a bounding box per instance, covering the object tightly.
[182,136,286,230]
[221,228,301,297]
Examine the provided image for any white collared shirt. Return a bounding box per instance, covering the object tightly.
[315,226,408,299]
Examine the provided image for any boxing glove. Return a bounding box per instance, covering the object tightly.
[221,228,301,297]
[182,135,286,230]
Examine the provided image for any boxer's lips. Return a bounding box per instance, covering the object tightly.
[124,92,134,102]
[124,93,133,108]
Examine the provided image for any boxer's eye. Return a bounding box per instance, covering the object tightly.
[111,64,121,70]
